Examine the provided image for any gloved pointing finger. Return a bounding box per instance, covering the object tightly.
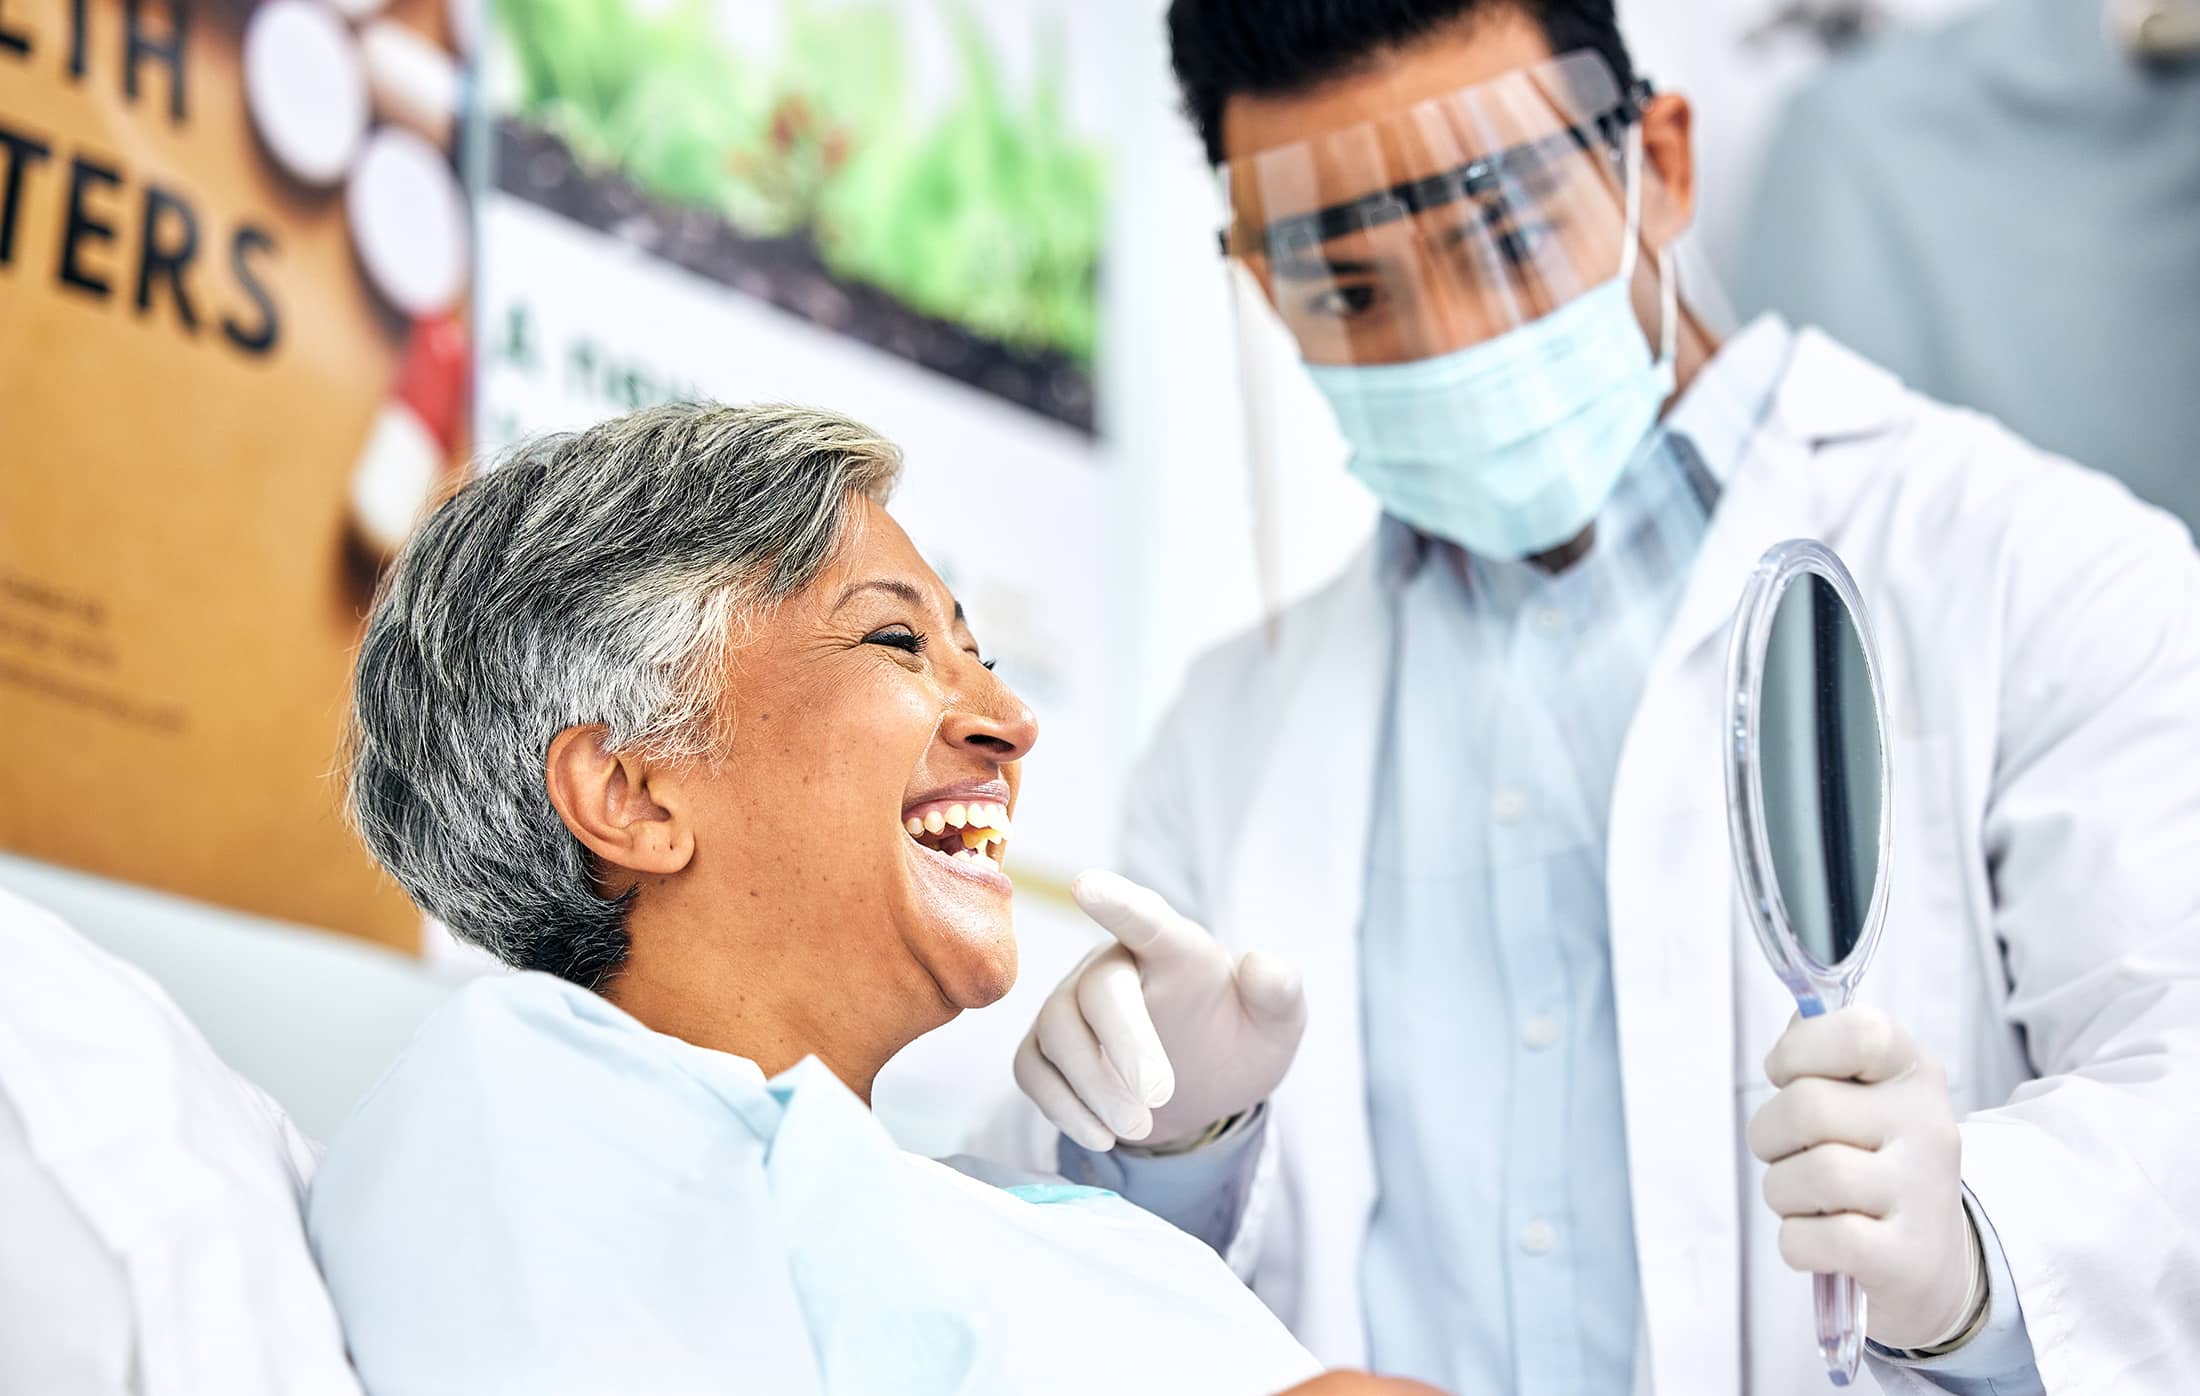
[1072,870,1217,968]
[1011,870,1307,1153]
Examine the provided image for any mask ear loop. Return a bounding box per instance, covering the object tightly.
[1618,124,1645,285]
[1656,245,1679,371]
[1617,123,1679,373]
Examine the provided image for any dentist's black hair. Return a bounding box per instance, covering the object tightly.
[1166,0,1641,166]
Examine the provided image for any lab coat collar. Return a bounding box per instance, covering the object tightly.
[1664,313,1910,484]
[1658,323,1911,674]
[1769,322,1912,445]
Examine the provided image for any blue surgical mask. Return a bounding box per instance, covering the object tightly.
[1307,266,1676,560]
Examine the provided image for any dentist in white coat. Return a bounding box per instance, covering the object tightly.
[992,2,2200,1393]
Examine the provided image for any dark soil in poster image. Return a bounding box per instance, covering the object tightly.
[494,118,1098,435]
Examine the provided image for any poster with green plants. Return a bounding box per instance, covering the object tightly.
[489,0,1105,430]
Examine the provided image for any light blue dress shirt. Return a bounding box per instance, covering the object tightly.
[1069,318,2043,1394]
[1353,419,1712,1395]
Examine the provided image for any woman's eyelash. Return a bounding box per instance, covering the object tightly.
[866,627,928,654]
[866,628,993,671]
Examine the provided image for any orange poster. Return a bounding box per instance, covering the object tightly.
[1,0,473,949]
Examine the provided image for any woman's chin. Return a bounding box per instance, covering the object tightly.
[900,839,1018,1009]
[932,928,1019,1011]
[906,906,1018,1012]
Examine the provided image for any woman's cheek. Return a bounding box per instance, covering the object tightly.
[820,678,946,784]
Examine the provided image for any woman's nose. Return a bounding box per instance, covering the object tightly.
[941,684,1038,764]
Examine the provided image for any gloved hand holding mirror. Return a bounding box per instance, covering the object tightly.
[1724,542,1982,1386]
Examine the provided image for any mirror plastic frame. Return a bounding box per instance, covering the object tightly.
[1722,539,1895,1389]
[1724,539,1894,1015]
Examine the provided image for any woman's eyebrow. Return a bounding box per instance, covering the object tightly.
[831,578,927,613]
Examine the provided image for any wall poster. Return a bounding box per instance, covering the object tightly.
[1,0,478,948]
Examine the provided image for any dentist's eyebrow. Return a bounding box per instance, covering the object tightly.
[831,579,926,612]
[1276,254,1378,281]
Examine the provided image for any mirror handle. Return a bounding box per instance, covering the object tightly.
[1814,1271,1865,1386]
[1795,994,1863,1384]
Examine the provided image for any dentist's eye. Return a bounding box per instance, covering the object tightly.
[1306,282,1381,320]
[864,626,928,655]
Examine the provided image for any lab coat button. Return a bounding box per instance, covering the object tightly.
[1523,1015,1559,1050]
[1492,789,1529,824]
[1519,1222,1556,1255]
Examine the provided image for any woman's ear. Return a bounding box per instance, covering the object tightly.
[1638,92,1696,251]
[544,725,695,881]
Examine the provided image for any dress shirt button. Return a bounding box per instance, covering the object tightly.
[1519,1221,1556,1255]
[1533,606,1568,635]
[1492,788,1529,825]
[1523,1015,1559,1050]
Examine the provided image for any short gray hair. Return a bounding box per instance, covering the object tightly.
[347,402,903,988]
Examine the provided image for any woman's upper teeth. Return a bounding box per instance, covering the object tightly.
[903,801,1011,841]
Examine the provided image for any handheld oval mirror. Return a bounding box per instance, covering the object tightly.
[1723,540,1893,1388]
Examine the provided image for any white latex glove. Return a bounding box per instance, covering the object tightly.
[1747,1006,1985,1353]
[1013,870,1307,1152]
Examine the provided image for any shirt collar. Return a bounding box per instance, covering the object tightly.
[1375,513,1440,589]
[1663,312,1795,487]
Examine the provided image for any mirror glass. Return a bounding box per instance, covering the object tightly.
[1756,574,1885,970]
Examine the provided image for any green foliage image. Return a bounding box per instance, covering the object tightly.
[494,0,1105,369]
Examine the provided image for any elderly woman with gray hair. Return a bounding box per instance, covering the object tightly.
[305,404,1434,1396]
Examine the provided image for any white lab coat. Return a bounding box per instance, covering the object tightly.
[1001,329,2200,1393]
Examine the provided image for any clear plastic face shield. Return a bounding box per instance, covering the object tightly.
[1217,53,1693,581]
[1221,52,1660,370]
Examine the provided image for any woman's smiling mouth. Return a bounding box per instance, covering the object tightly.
[902,789,1014,889]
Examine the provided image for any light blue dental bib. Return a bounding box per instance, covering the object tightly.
[306,973,1319,1396]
